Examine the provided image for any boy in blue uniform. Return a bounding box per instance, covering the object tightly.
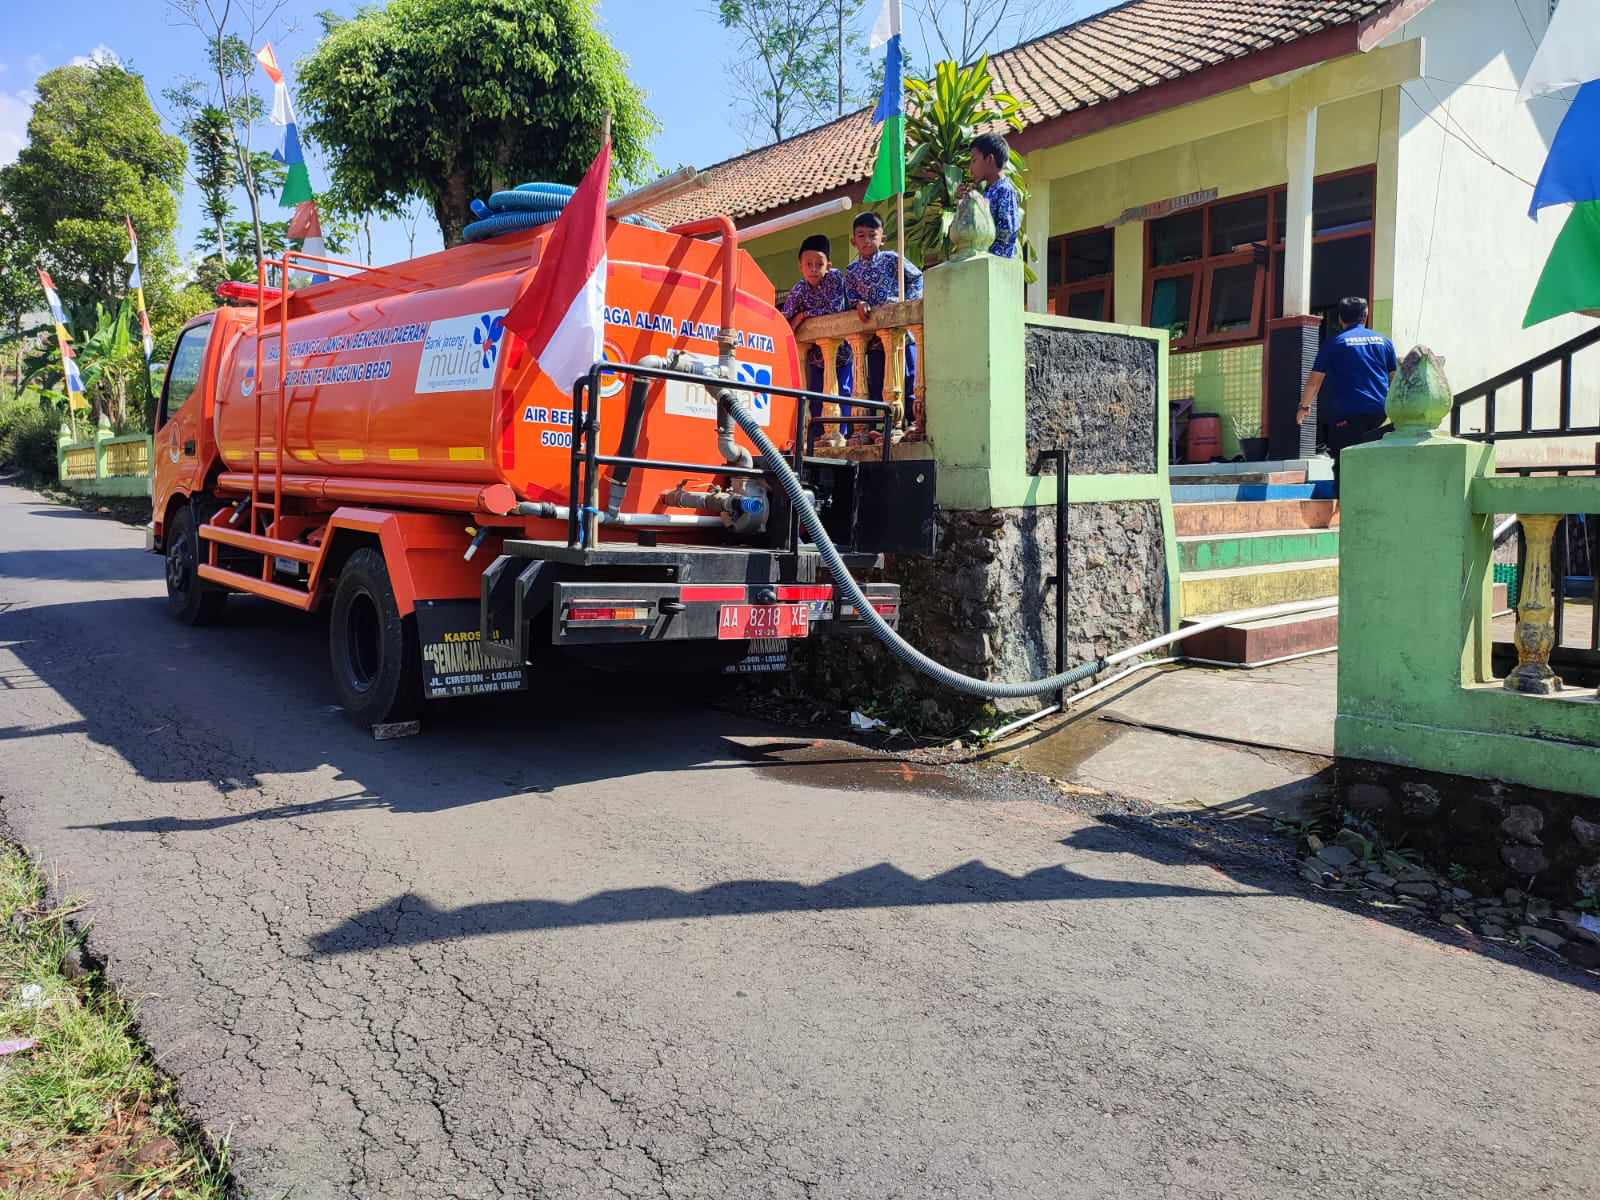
[1297,296,1398,495]
[844,212,921,426]
[779,233,853,445]
[967,131,1019,258]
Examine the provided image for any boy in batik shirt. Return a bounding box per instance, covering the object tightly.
[968,131,1019,259]
[844,212,921,424]
[779,233,853,445]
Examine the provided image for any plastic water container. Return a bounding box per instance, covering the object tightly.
[1186,413,1222,463]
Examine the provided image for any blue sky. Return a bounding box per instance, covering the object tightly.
[0,0,1107,267]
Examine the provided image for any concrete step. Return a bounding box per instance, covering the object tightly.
[1166,469,1308,487]
[1171,458,1315,478]
[1178,527,1341,573]
[1171,481,1336,503]
[1181,558,1341,617]
[1181,603,1340,664]
[1179,581,1510,663]
[1173,499,1340,537]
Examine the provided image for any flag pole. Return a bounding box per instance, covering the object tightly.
[896,123,906,301]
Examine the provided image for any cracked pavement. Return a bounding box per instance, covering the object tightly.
[1,481,1597,1199]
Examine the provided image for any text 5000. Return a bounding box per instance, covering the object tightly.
[539,430,573,448]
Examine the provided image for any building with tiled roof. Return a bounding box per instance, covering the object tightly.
[656,0,1591,466]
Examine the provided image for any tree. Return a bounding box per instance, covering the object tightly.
[907,0,1074,65]
[297,0,657,249]
[165,0,296,265]
[0,207,43,395]
[718,0,839,145]
[0,61,187,317]
[164,82,240,264]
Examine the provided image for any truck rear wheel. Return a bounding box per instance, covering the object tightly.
[329,547,423,728]
[165,505,228,626]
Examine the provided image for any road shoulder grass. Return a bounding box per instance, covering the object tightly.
[0,843,230,1199]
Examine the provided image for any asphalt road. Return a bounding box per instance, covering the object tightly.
[1,480,1596,1200]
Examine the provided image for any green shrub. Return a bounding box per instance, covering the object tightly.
[1,405,62,483]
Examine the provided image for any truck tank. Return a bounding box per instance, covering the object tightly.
[212,221,802,516]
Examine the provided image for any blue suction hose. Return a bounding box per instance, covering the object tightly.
[462,180,663,243]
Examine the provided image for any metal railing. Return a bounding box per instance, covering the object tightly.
[1449,325,1600,472]
[566,359,893,551]
[791,299,926,445]
[1449,326,1600,680]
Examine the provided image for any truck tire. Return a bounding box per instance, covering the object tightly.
[329,547,423,728]
[165,505,228,625]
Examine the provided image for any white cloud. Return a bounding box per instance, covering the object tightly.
[0,63,10,75]
[25,55,45,76]
[69,45,120,68]
[0,89,33,167]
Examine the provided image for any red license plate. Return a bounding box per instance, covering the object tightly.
[717,603,810,640]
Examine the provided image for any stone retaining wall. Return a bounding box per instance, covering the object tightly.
[1024,324,1158,476]
[789,499,1168,731]
[1334,757,1600,904]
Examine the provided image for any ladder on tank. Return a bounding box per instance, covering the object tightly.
[196,248,374,610]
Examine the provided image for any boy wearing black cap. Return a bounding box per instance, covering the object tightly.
[779,233,854,441]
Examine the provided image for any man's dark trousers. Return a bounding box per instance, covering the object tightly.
[1326,412,1388,497]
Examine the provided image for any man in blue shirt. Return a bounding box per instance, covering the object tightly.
[1297,296,1398,495]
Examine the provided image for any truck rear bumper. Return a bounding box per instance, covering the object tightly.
[478,539,897,663]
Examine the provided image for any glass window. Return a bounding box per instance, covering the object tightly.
[1066,288,1110,321]
[1149,210,1203,266]
[1206,264,1260,334]
[1313,173,1374,235]
[1149,274,1195,339]
[1047,239,1064,289]
[1064,229,1114,281]
[1208,195,1269,256]
[1311,235,1372,312]
[160,321,212,425]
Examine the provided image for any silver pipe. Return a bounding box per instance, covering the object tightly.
[708,197,854,244]
[1102,598,1338,669]
[985,658,1181,743]
[513,501,723,528]
[607,167,704,220]
[1494,515,1518,540]
[985,597,1342,744]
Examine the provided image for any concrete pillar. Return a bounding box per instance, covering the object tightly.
[1024,162,1051,314]
[93,417,113,480]
[1336,434,1494,742]
[1112,223,1144,326]
[1282,94,1318,316]
[923,249,1026,511]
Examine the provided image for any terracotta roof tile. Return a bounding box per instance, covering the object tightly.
[646,0,1393,227]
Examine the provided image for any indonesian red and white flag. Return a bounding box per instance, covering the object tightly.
[502,138,611,392]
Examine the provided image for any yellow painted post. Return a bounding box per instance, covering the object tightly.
[817,336,842,444]
[1505,513,1564,695]
[877,327,904,431]
[908,322,926,440]
[844,332,870,448]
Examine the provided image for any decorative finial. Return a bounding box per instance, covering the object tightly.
[1385,345,1453,439]
[948,190,995,262]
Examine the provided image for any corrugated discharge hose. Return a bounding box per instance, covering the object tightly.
[720,394,1108,700]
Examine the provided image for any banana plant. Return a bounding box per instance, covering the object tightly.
[74,300,144,429]
[899,55,1036,281]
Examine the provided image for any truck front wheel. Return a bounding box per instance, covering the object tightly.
[329,547,423,728]
[165,505,227,626]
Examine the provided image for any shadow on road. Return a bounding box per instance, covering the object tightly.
[1063,815,1600,996]
[307,857,1248,955]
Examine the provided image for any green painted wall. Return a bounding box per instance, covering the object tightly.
[1336,432,1600,798]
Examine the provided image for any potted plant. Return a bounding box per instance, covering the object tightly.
[1231,413,1269,462]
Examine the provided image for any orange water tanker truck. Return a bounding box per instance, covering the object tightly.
[150,191,934,728]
